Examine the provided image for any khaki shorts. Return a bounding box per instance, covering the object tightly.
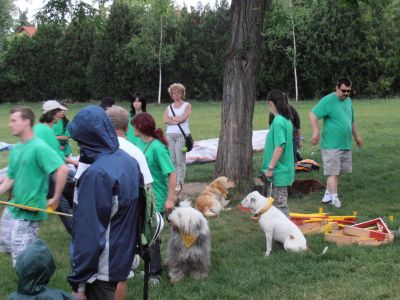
[321,149,352,176]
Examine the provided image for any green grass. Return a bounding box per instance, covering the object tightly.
[1,99,400,299]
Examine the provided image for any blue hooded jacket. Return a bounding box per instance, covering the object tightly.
[67,105,141,292]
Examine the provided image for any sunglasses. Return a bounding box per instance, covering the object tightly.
[340,89,351,94]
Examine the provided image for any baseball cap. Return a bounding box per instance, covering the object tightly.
[42,100,67,113]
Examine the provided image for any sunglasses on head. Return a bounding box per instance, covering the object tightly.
[340,89,351,94]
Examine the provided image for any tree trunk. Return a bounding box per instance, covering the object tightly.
[290,0,299,102]
[214,0,267,190]
[158,15,163,105]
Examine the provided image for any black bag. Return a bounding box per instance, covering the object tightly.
[184,133,194,152]
[169,104,194,152]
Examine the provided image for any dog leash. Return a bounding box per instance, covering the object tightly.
[0,199,73,217]
[259,172,273,198]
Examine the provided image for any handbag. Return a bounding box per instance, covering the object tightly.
[169,104,194,152]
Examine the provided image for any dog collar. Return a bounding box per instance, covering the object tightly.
[253,197,274,219]
[180,233,198,248]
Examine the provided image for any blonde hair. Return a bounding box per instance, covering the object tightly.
[168,83,186,99]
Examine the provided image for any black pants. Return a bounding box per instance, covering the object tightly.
[86,280,117,300]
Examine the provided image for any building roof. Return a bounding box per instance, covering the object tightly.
[17,26,38,37]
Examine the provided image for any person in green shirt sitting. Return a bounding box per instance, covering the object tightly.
[262,90,295,218]
[309,78,363,208]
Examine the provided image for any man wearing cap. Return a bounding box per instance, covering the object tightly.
[0,106,68,267]
[34,100,77,234]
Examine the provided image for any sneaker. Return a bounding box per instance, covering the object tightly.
[331,195,341,208]
[321,193,332,204]
[148,276,160,286]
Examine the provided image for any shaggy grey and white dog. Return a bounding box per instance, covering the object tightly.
[167,202,211,283]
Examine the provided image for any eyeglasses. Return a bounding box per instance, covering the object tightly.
[340,89,351,94]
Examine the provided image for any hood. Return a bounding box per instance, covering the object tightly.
[15,239,55,295]
[68,105,119,163]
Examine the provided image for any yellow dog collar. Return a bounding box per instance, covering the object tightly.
[180,233,198,248]
[253,197,274,219]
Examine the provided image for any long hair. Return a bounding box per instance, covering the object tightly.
[130,92,147,117]
[267,90,292,120]
[132,112,168,147]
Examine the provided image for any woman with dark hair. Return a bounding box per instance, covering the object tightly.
[33,100,77,235]
[262,90,295,218]
[53,103,72,158]
[127,92,147,146]
[132,112,176,285]
[269,93,303,162]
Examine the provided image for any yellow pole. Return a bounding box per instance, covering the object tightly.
[0,200,72,217]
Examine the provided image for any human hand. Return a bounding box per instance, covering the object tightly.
[165,198,175,212]
[355,136,363,148]
[311,132,320,145]
[72,291,86,300]
[264,169,273,178]
[47,197,60,210]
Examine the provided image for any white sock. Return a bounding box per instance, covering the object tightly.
[331,193,338,198]
[325,190,331,195]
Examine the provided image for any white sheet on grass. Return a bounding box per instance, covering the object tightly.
[186,130,268,164]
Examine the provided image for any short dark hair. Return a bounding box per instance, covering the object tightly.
[40,109,61,123]
[10,106,35,127]
[100,96,115,110]
[337,78,352,87]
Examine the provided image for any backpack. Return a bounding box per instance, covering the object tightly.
[295,159,320,172]
[140,186,164,247]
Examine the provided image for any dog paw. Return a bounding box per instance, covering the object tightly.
[264,251,271,256]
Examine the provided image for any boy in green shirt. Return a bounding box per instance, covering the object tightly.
[0,107,68,266]
[309,78,363,208]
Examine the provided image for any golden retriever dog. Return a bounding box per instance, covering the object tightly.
[195,176,236,217]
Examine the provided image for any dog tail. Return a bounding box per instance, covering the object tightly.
[321,246,328,255]
[179,199,192,207]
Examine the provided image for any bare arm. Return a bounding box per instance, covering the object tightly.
[47,164,69,209]
[65,157,79,167]
[309,111,320,145]
[0,177,14,195]
[171,103,192,124]
[163,107,179,125]
[56,135,69,141]
[164,171,177,212]
[264,146,284,178]
[352,123,363,148]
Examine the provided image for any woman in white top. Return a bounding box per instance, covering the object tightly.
[163,83,192,191]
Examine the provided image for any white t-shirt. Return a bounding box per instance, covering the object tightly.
[74,138,153,185]
[166,102,190,134]
[118,137,153,185]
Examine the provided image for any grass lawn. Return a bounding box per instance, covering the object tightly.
[1,99,400,299]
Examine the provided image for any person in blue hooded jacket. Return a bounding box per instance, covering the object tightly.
[66,105,142,300]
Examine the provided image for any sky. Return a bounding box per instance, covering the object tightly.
[14,0,229,21]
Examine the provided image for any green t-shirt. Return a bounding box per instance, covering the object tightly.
[311,92,354,150]
[33,123,65,160]
[7,137,64,221]
[138,139,175,212]
[53,119,72,157]
[262,115,295,186]
[126,115,143,147]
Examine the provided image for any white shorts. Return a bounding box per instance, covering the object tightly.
[321,149,352,176]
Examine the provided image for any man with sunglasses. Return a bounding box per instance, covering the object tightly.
[309,78,363,208]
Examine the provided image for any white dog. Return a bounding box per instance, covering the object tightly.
[241,191,307,256]
[167,201,211,283]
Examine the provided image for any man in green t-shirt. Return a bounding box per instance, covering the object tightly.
[0,107,68,267]
[309,78,363,208]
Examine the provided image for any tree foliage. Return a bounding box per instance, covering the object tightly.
[0,0,399,103]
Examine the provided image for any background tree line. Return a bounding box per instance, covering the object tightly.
[0,0,399,103]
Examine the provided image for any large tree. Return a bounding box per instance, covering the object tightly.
[214,0,268,189]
